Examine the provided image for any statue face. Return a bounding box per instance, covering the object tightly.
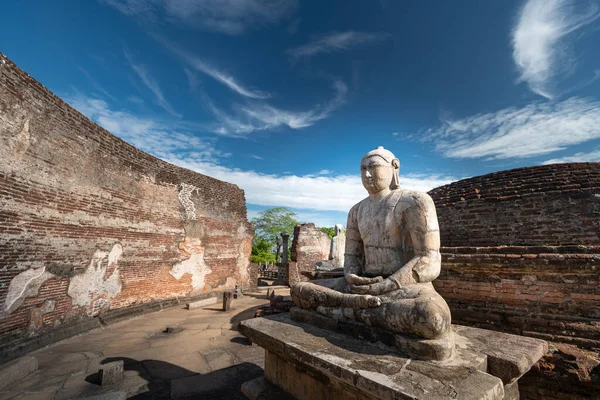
[361,156,395,194]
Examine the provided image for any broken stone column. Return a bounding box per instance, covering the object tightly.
[329,224,346,268]
[222,292,233,311]
[280,233,290,264]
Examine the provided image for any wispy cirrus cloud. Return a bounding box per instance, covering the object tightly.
[287,31,389,60]
[102,0,298,35]
[155,36,270,99]
[123,49,181,117]
[66,92,456,212]
[543,149,600,164]
[207,79,347,136]
[425,97,600,159]
[76,65,116,102]
[65,92,226,162]
[512,0,600,99]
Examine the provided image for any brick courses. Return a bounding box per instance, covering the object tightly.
[429,163,600,399]
[0,53,253,353]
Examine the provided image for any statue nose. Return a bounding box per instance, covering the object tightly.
[364,170,371,178]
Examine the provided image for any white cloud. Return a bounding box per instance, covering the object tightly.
[102,0,298,35]
[287,31,389,60]
[208,79,347,136]
[250,155,264,160]
[67,92,455,213]
[163,154,457,212]
[124,49,181,117]
[426,97,600,159]
[392,132,398,136]
[543,148,600,164]
[512,0,599,99]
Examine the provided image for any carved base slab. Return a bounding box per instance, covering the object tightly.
[239,313,547,400]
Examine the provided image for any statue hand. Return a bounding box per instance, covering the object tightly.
[346,274,384,286]
[350,278,399,295]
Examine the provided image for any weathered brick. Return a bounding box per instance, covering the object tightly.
[0,53,253,349]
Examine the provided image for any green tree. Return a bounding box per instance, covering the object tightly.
[319,227,336,238]
[250,236,276,264]
[251,207,299,263]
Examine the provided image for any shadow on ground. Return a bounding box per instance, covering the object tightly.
[86,357,262,399]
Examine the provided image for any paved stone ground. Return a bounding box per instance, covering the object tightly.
[0,289,288,400]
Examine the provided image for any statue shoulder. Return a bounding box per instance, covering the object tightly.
[347,197,368,226]
[350,197,369,213]
[393,190,436,212]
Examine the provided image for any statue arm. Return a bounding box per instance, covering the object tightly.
[344,204,363,277]
[389,193,441,286]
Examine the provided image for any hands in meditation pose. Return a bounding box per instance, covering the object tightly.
[291,147,451,340]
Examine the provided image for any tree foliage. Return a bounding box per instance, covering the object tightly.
[250,236,276,264]
[251,207,299,263]
[319,227,336,238]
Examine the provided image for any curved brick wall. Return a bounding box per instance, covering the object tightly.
[0,54,253,360]
[429,163,600,347]
[430,164,600,399]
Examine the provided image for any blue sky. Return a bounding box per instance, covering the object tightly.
[2,0,600,227]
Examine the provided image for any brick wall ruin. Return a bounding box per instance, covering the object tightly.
[288,224,331,286]
[0,54,253,357]
[429,163,600,399]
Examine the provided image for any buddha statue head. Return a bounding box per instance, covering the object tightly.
[360,146,400,194]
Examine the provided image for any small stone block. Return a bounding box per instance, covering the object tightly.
[186,296,217,309]
[0,356,38,391]
[266,289,275,299]
[98,360,124,386]
[223,292,233,311]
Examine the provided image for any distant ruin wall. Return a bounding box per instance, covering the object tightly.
[429,163,600,346]
[429,164,600,399]
[288,224,331,286]
[0,53,253,357]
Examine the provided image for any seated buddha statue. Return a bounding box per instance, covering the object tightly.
[291,146,452,340]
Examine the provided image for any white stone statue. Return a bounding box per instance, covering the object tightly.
[291,146,452,340]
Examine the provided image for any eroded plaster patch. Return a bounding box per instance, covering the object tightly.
[223,277,237,290]
[1,267,54,319]
[10,118,36,158]
[67,243,123,316]
[178,183,199,220]
[28,299,56,334]
[170,238,212,294]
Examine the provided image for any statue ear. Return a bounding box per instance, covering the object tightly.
[391,158,400,169]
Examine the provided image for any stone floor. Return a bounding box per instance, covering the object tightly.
[0,288,289,400]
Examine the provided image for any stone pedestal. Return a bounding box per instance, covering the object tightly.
[239,313,547,400]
